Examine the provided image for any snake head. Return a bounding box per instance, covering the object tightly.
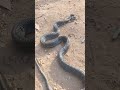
[67,14,76,22]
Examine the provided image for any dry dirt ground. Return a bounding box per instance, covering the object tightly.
[0,0,34,90]
[86,1,120,90]
[35,0,85,90]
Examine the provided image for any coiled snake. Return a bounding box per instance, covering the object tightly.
[36,14,85,90]
[11,18,35,48]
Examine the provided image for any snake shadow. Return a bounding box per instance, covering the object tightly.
[35,43,59,58]
[49,57,83,90]
[35,43,84,90]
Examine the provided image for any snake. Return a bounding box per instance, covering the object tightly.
[11,15,85,90]
[36,14,85,90]
[11,18,35,48]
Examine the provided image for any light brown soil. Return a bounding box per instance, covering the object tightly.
[35,0,85,90]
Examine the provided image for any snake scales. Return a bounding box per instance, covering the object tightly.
[36,14,85,90]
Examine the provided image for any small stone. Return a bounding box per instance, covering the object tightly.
[81,37,85,44]
[68,34,72,37]
[68,34,75,37]
[74,22,78,24]
[35,23,39,30]
[41,61,44,65]
[54,87,57,90]
[66,53,69,56]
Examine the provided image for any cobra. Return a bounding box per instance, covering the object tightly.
[36,14,85,90]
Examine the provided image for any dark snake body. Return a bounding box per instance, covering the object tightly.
[11,18,35,48]
[38,14,85,90]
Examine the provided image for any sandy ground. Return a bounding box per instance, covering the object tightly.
[1,0,119,90]
[35,0,85,90]
[86,1,120,90]
[0,0,34,90]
